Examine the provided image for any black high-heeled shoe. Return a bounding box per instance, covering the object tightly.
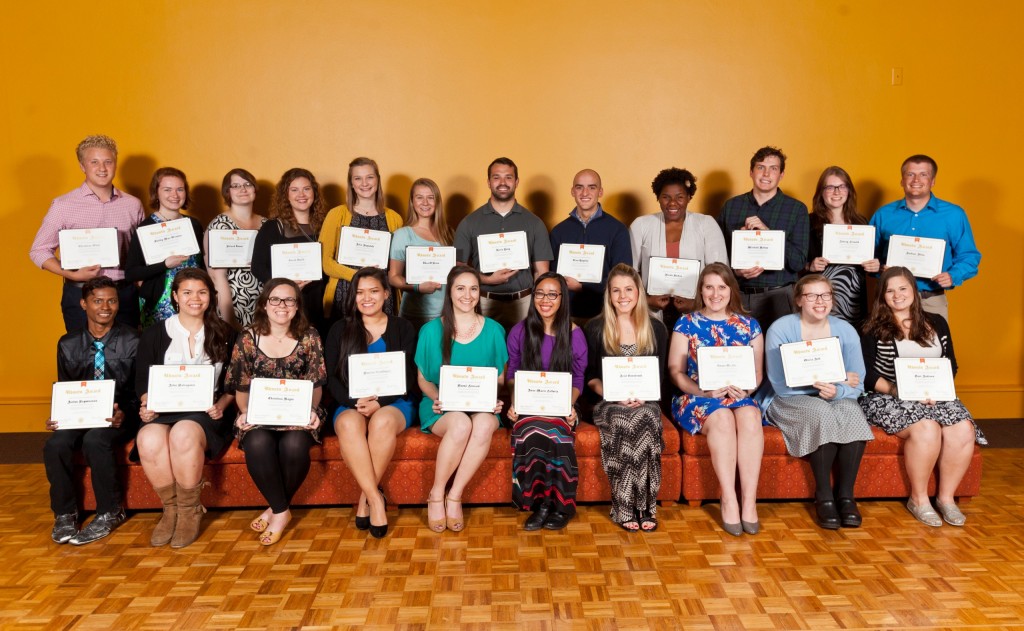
[369,488,388,539]
[354,494,370,531]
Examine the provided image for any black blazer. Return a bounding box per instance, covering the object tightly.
[135,319,233,398]
[325,314,420,409]
[582,315,669,404]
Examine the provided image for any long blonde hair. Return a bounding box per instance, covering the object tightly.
[600,264,656,355]
[405,178,454,246]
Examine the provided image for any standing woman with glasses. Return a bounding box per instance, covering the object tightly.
[206,168,267,330]
[583,264,669,532]
[805,167,880,328]
[762,274,873,530]
[388,178,455,329]
[134,269,235,548]
[125,167,206,327]
[320,157,404,323]
[326,267,419,539]
[506,273,588,531]
[226,279,327,545]
[415,265,507,533]
[251,168,328,335]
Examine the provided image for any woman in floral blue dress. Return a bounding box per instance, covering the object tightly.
[667,262,764,536]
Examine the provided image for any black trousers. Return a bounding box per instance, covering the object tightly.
[61,282,139,333]
[243,429,315,513]
[741,285,794,334]
[44,422,136,516]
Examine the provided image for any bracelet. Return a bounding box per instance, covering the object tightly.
[415,283,420,293]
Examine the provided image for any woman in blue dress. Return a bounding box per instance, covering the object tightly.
[668,263,764,535]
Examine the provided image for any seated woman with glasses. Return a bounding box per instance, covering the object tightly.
[506,273,587,531]
[326,267,418,539]
[667,263,764,536]
[206,168,267,330]
[859,266,985,527]
[226,279,327,545]
[805,167,879,329]
[762,274,873,530]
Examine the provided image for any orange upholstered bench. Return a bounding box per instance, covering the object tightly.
[76,417,682,511]
[680,425,983,506]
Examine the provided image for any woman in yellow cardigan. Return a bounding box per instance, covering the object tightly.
[319,157,404,321]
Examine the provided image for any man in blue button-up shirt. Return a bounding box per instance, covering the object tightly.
[869,155,981,320]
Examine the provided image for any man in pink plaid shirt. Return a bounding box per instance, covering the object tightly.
[29,135,145,331]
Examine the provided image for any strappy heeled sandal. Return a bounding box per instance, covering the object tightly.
[427,497,447,533]
[446,496,465,532]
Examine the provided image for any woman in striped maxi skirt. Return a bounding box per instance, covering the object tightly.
[507,273,588,531]
[583,264,669,532]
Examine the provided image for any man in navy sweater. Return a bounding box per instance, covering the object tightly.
[549,169,633,321]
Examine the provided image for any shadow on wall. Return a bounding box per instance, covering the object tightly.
[254,180,274,218]
[322,183,344,210]
[447,193,473,229]
[857,180,886,218]
[524,174,557,226]
[700,170,733,219]
[118,155,158,203]
[189,184,221,226]
[605,192,644,226]
[386,173,413,213]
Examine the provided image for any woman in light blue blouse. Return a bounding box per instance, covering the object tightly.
[388,178,455,329]
[762,274,873,531]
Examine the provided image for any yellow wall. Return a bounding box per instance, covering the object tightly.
[3,1,1021,430]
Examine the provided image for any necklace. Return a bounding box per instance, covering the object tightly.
[454,315,480,340]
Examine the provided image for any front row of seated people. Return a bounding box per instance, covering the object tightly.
[45,262,984,546]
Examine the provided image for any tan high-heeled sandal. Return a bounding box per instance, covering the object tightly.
[427,497,447,533]
[446,496,465,532]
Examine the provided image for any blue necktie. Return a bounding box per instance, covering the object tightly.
[93,341,106,381]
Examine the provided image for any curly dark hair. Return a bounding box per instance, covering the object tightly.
[651,167,697,198]
[750,146,787,172]
[862,266,934,344]
[250,278,310,339]
[271,168,327,235]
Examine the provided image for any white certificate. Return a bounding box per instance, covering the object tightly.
[271,242,322,281]
[886,235,945,278]
[136,218,201,265]
[58,228,120,269]
[247,378,314,426]
[779,337,847,388]
[513,370,572,417]
[730,230,786,270]
[476,231,530,273]
[646,257,701,298]
[822,224,876,264]
[208,229,258,268]
[696,346,757,391]
[895,358,956,402]
[338,226,391,269]
[405,246,456,284]
[50,380,115,430]
[438,365,499,413]
[601,356,661,402]
[146,364,216,413]
[348,351,407,398]
[556,243,605,284]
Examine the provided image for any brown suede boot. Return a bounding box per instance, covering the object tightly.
[170,479,207,549]
[151,483,177,547]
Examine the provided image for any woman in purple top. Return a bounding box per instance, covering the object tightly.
[506,273,588,531]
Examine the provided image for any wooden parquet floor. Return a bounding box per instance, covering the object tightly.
[1,450,1023,630]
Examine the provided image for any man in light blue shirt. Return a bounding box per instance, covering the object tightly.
[869,154,980,320]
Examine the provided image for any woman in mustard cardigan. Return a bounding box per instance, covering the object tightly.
[319,157,403,322]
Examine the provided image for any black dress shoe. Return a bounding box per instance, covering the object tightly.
[52,513,78,544]
[836,498,862,528]
[524,503,551,531]
[70,507,126,545]
[543,509,571,530]
[814,500,841,530]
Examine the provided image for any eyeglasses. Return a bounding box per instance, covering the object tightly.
[535,291,562,302]
[801,292,833,302]
[229,182,255,190]
[267,296,298,307]
[823,184,848,194]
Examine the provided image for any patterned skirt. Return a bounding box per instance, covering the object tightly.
[592,401,664,524]
[766,395,874,457]
[672,393,760,436]
[860,393,987,445]
[511,416,578,514]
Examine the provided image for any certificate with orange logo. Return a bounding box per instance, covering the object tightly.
[513,370,572,417]
[601,356,661,402]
